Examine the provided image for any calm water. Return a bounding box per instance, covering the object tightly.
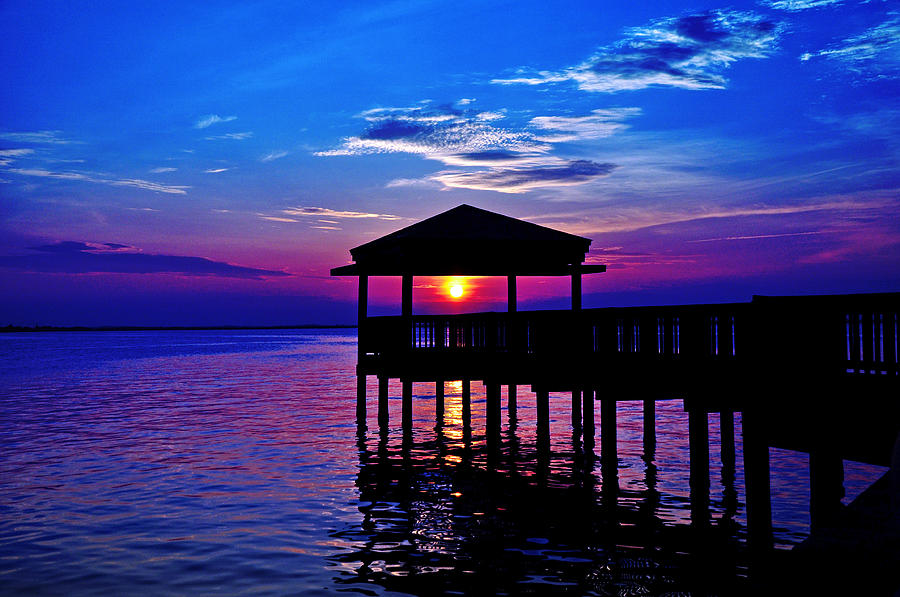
[0,330,885,595]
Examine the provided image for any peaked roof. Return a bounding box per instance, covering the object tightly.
[332,204,603,276]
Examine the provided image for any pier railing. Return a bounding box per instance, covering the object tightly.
[360,293,899,379]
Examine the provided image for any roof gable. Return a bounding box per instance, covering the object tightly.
[334,204,595,276]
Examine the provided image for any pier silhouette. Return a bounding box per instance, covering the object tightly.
[333,204,900,594]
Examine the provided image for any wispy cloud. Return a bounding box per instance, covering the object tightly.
[259,206,402,223]
[194,114,237,129]
[282,206,401,220]
[0,130,74,144]
[687,230,826,243]
[205,132,253,141]
[260,150,288,162]
[432,159,617,193]
[493,10,781,92]
[527,192,897,235]
[762,0,843,10]
[5,168,189,194]
[320,102,636,193]
[529,108,641,142]
[384,177,444,189]
[0,148,36,166]
[800,15,900,77]
[0,149,35,157]
[149,167,177,173]
[317,105,542,158]
[0,241,289,279]
[204,168,229,173]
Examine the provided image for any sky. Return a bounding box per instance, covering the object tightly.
[1,0,898,326]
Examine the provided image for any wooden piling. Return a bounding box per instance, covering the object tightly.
[402,379,412,430]
[435,380,444,427]
[571,389,581,429]
[378,375,389,428]
[688,409,710,527]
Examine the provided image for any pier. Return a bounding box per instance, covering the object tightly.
[333,204,900,586]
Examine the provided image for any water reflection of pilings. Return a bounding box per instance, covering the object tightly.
[342,401,751,595]
[357,370,865,568]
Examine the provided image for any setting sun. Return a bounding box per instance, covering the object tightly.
[449,284,464,298]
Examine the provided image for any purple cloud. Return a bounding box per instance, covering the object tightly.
[1,242,290,279]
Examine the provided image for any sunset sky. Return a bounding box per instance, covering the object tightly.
[2,0,898,325]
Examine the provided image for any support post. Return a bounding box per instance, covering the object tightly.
[356,374,366,421]
[401,274,412,318]
[402,379,412,430]
[536,389,550,438]
[507,275,516,313]
[462,379,471,428]
[508,384,517,419]
[358,274,368,353]
[571,389,581,429]
[601,395,617,467]
[571,270,582,311]
[486,382,501,437]
[435,380,444,427]
[643,398,656,457]
[378,375,389,428]
[742,408,773,552]
[720,410,735,468]
[688,408,710,527]
[582,387,594,439]
[810,445,844,531]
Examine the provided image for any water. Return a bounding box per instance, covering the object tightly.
[0,330,886,595]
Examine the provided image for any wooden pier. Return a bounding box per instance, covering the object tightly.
[333,204,900,560]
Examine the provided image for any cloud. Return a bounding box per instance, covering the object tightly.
[762,0,844,10]
[5,168,189,194]
[493,10,781,92]
[149,167,177,173]
[194,114,237,129]
[204,168,229,173]
[529,108,641,142]
[0,149,35,157]
[204,132,253,141]
[0,241,290,279]
[687,230,826,243]
[260,150,289,162]
[0,130,73,144]
[431,159,618,193]
[384,177,444,189]
[281,206,402,220]
[800,15,900,76]
[316,105,544,158]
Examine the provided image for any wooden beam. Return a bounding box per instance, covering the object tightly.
[330,263,607,277]
[508,275,516,313]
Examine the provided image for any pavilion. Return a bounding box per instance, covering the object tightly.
[330,203,605,320]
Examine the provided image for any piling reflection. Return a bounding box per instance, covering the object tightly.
[332,410,749,595]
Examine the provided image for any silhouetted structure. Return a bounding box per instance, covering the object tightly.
[333,204,900,586]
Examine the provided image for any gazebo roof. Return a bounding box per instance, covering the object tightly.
[331,204,604,276]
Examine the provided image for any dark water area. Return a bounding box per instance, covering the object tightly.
[0,330,886,595]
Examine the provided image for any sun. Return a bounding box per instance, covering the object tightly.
[449,283,464,298]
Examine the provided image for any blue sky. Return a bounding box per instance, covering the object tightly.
[1,0,898,325]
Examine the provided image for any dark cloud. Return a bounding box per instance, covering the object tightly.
[1,242,290,279]
[433,160,617,193]
[493,9,782,92]
[361,120,427,141]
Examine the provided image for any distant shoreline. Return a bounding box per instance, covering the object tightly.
[1,324,357,333]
